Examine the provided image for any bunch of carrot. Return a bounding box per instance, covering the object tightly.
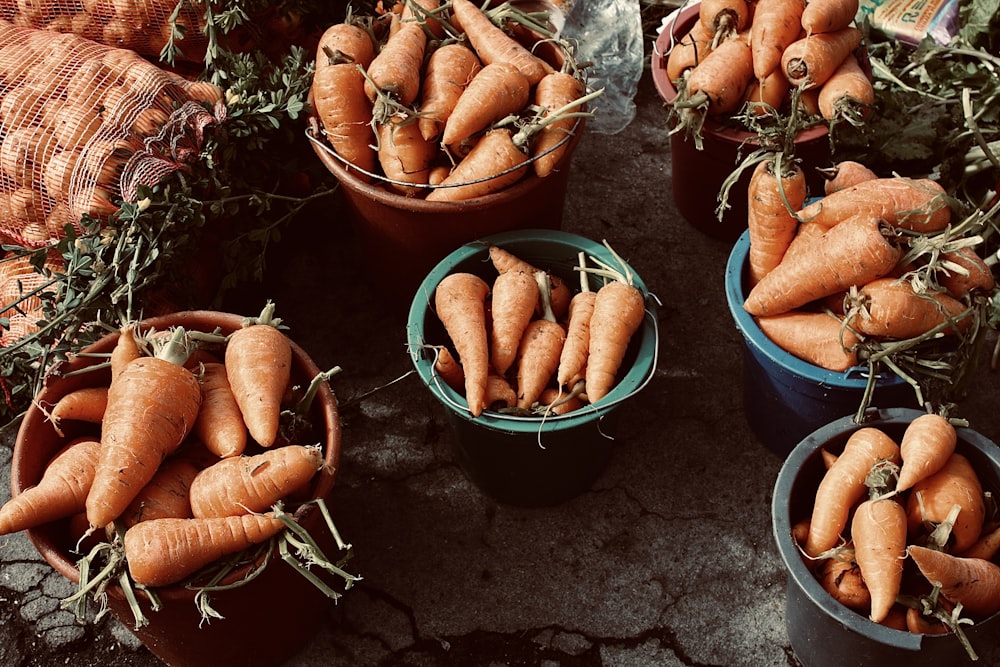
[310,0,598,201]
[794,413,1000,657]
[664,0,875,144]
[427,241,648,418]
[741,156,994,378]
[0,303,357,621]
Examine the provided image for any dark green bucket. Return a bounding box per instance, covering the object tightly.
[406,229,659,507]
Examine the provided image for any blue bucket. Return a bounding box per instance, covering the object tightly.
[725,230,917,457]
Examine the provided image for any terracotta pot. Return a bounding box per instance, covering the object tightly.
[650,3,832,243]
[773,408,1000,666]
[308,117,583,304]
[12,310,344,667]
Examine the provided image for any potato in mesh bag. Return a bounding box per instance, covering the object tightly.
[0,18,222,248]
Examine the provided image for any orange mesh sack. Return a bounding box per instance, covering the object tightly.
[0,0,209,62]
[0,19,222,248]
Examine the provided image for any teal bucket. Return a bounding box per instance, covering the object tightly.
[407,229,659,506]
[725,230,917,457]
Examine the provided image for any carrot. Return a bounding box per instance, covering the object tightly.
[489,267,539,376]
[488,244,572,320]
[364,20,427,108]
[680,33,755,116]
[188,445,325,519]
[0,438,100,536]
[844,277,972,340]
[817,53,874,123]
[959,523,1000,561]
[743,214,903,317]
[798,177,952,232]
[755,310,860,371]
[118,456,200,528]
[557,253,597,388]
[805,427,901,558]
[485,373,518,410]
[801,0,860,35]
[906,453,985,553]
[434,271,491,416]
[585,262,647,404]
[908,545,1000,617]
[822,160,878,195]
[417,42,482,142]
[316,21,376,70]
[312,60,377,177]
[743,69,791,115]
[851,497,908,623]
[880,606,909,631]
[531,71,585,178]
[749,0,806,79]
[665,18,714,82]
[449,0,551,85]
[746,155,807,285]
[192,361,247,459]
[86,328,202,530]
[224,302,292,449]
[699,0,752,46]
[123,512,286,587]
[905,601,953,635]
[401,0,446,38]
[49,386,109,427]
[818,548,871,612]
[432,345,465,393]
[781,27,863,89]
[110,323,142,381]
[896,413,958,492]
[515,271,566,409]
[441,62,531,148]
[937,246,995,299]
[377,113,437,194]
[425,128,529,202]
[536,386,585,416]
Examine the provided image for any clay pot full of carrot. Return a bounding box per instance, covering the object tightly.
[9,308,356,667]
[772,407,1000,667]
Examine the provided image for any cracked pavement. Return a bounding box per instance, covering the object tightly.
[3,76,1000,667]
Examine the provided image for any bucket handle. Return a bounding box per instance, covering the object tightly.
[418,308,659,422]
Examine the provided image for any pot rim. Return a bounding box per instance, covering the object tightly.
[405,229,659,430]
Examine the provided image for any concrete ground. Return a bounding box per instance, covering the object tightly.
[3,72,1000,667]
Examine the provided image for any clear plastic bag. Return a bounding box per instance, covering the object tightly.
[562,0,644,134]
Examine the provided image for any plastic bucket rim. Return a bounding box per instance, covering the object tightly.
[725,229,905,390]
[771,406,1000,653]
[406,228,659,432]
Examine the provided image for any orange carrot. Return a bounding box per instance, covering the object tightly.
[531,71,585,178]
[665,18,714,82]
[908,545,1000,618]
[119,456,200,528]
[937,246,995,299]
[851,497,907,623]
[450,0,551,85]
[586,265,647,404]
[432,345,465,393]
[192,361,247,459]
[441,62,531,148]
[123,513,286,587]
[746,155,807,285]
[536,386,584,416]
[425,128,529,202]
[896,413,958,492]
[0,438,100,535]
[188,445,325,518]
[805,427,901,558]
[798,177,952,232]
[750,0,806,79]
[488,244,572,320]
[818,548,871,612]
[377,113,437,194]
[822,160,878,195]
[316,21,376,70]
[906,452,985,553]
[743,69,791,115]
[844,277,972,340]
[743,214,903,317]
[364,19,427,108]
[86,328,202,530]
[313,60,377,177]
[817,53,874,123]
[110,323,142,381]
[905,601,953,635]
[699,0,752,45]
[434,272,491,416]
[755,310,860,371]
[801,0,860,35]
[489,268,539,376]
[781,27,863,89]
[49,386,109,427]
[681,33,755,116]
[515,271,566,409]
[225,302,292,449]
[485,373,518,410]
[401,0,446,38]
[418,42,482,142]
[557,254,597,388]
[959,523,1000,561]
